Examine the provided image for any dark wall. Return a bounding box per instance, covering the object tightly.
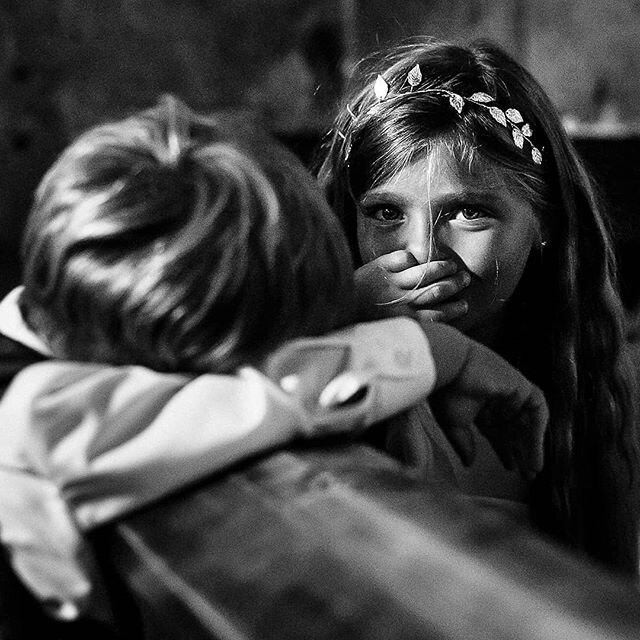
[0,0,351,297]
[2,1,640,306]
[575,137,640,308]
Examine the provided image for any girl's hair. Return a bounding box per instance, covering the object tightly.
[21,96,355,374]
[317,38,640,574]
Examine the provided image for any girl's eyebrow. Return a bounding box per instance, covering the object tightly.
[358,191,409,208]
[359,188,506,209]
[431,190,506,208]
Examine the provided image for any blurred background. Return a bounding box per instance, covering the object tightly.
[1,0,640,304]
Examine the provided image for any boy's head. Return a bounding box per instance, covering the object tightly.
[21,96,355,373]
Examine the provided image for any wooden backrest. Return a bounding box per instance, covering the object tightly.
[93,443,640,640]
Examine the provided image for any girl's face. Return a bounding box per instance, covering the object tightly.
[356,146,540,341]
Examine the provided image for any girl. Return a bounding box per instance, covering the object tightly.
[316,38,640,575]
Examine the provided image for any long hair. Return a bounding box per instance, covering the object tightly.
[317,38,639,574]
[21,96,355,373]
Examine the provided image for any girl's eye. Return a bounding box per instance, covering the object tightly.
[363,205,404,224]
[450,207,489,222]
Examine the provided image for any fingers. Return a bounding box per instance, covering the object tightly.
[431,389,546,477]
[429,395,478,467]
[390,259,459,287]
[445,425,476,467]
[396,264,470,318]
[476,386,549,478]
[417,299,468,324]
[430,334,549,479]
[520,389,548,473]
[355,254,471,322]
[507,388,548,476]
[409,270,470,307]
[377,255,470,297]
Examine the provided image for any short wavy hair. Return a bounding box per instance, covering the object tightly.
[21,96,355,373]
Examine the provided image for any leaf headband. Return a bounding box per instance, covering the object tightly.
[369,63,542,165]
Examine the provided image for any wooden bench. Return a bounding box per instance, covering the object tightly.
[91,442,640,640]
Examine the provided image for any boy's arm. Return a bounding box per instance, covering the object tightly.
[0,316,547,530]
[0,317,436,530]
[0,317,434,614]
[0,317,547,615]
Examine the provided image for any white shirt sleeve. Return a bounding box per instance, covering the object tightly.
[0,317,435,528]
[0,317,434,612]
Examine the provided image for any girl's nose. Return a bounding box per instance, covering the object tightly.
[406,216,431,263]
[407,226,451,263]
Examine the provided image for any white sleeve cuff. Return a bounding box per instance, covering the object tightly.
[265,317,436,428]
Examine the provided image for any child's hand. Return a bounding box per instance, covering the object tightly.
[355,250,470,323]
[424,323,548,478]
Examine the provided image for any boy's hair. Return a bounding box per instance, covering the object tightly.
[21,96,355,373]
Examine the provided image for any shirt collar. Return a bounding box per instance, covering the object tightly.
[0,287,53,356]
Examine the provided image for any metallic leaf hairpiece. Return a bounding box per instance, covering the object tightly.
[371,64,543,165]
[373,74,389,100]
